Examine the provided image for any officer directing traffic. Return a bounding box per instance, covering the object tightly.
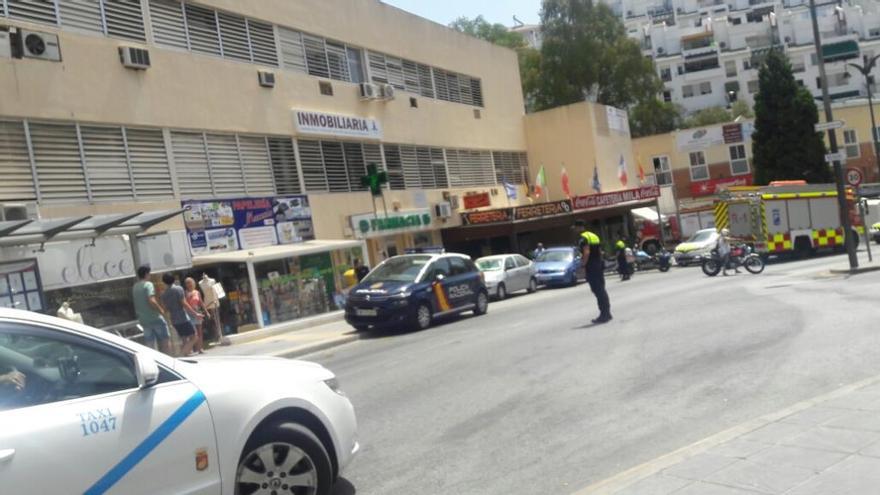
[575,220,612,324]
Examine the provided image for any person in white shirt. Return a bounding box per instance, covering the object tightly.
[718,229,740,276]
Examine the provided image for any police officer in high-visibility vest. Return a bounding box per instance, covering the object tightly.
[575,220,612,324]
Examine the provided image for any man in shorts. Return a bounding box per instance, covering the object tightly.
[161,273,201,357]
[132,265,171,355]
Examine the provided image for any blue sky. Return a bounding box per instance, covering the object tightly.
[383,0,542,27]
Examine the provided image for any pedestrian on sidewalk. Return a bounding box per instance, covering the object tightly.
[161,273,201,356]
[132,265,172,355]
[533,242,546,259]
[354,258,370,282]
[184,277,206,354]
[575,221,612,324]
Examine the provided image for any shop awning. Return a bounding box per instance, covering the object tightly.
[191,239,364,266]
[632,207,667,222]
[0,209,185,247]
[822,40,859,62]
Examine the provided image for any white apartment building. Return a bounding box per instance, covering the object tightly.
[603,0,880,113]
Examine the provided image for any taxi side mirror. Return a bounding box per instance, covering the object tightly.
[134,353,160,389]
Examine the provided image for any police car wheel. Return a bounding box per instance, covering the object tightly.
[415,303,432,330]
[474,291,489,316]
[496,284,507,300]
[236,423,332,495]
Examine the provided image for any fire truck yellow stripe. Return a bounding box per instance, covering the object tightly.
[714,201,729,231]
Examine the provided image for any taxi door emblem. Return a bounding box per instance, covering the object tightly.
[195,448,209,471]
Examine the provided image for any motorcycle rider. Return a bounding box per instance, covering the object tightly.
[718,228,741,276]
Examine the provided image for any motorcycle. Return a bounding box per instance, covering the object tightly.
[701,244,765,277]
[635,249,672,273]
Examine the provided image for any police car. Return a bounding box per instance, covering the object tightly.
[0,308,357,495]
[345,253,489,331]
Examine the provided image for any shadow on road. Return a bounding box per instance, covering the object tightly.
[331,478,356,495]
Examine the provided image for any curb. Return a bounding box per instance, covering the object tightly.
[224,311,345,346]
[269,334,361,359]
[572,373,880,495]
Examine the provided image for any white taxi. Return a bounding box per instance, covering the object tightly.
[0,308,358,495]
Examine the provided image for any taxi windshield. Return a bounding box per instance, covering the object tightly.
[536,250,573,263]
[476,259,503,271]
[361,255,432,284]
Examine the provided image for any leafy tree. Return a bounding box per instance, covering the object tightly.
[730,100,754,120]
[533,0,661,111]
[449,16,527,49]
[630,99,684,137]
[683,106,732,128]
[752,50,831,184]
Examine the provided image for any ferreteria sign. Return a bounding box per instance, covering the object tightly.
[351,209,433,239]
[573,185,660,211]
[293,110,383,140]
[461,200,573,226]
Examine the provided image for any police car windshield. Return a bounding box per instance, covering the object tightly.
[536,250,573,263]
[476,259,503,271]
[361,255,432,284]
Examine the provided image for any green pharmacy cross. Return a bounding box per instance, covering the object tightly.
[361,163,388,197]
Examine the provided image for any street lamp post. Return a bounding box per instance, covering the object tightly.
[809,0,859,270]
[847,53,880,181]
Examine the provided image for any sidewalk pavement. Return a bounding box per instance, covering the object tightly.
[829,249,880,275]
[204,317,359,359]
[578,374,880,495]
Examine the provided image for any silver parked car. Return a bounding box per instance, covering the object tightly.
[476,254,538,300]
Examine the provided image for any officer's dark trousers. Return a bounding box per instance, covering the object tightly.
[587,267,611,318]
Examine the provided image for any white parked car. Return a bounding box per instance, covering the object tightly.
[0,308,357,495]
[475,254,538,300]
[674,228,720,266]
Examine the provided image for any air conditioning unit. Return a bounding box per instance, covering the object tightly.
[258,70,275,88]
[17,29,61,61]
[434,202,453,219]
[0,202,37,221]
[380,83,396,100]
[359,82,379,99]
[119,46,150,70]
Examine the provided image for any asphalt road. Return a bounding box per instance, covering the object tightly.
[315,253,880,495]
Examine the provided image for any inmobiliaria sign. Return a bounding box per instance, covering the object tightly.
[293,110,383,140]
[572,185,661,211]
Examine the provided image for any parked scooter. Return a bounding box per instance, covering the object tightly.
[701,244,765,277]
[635,249,672,273]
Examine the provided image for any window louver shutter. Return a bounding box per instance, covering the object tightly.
[458,76,474,106]
[126,127,173,200]
[205,133,243,196]
[303,34,330,79]
[148,0,187,50]
[80,125,134,201]
[185,3,221,56]
[431,148,448,188]
[278,27,307,73]
[238,135,275,196]
[415,147,435,189]
[297,140,327,192]
[104,0,146,42]
[449,149,494,187]
[171,131,212,198]
[320,141,348,192]
[28,122,88,202]
[471,78,484,107]
[402,60,420,94]
[417,64,435,98]
[59,0,103,33]
[268,137,301,195]
[0,120,37,202]
[433,69,450,102]
[493,152,526,184]
[342,142,366,191]
[446,72,461,104]
[217,11,250,62]
[362,143,383,180]
[326,41,350,81]
[399,146,421,190]
[7,0,58,25]
[368,52,388,84]
[385,56,406,90]
[247,19,278,67]
[382,145,405,191]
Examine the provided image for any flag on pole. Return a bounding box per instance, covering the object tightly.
[637,155,647,185]
[534,166,547,199]
[591,165,602,193]
[503,178,518,200]
[618,154,629,187]
[561,166,571,198]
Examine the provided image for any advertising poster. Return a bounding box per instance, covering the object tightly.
[182,196,315,256]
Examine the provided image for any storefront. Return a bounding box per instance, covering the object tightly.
[191,240,367,333]
[350,208,442,264]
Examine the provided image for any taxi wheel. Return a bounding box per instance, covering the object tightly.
[414,303,433,330]
[235,422,332,495]
[473,290,489,316]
